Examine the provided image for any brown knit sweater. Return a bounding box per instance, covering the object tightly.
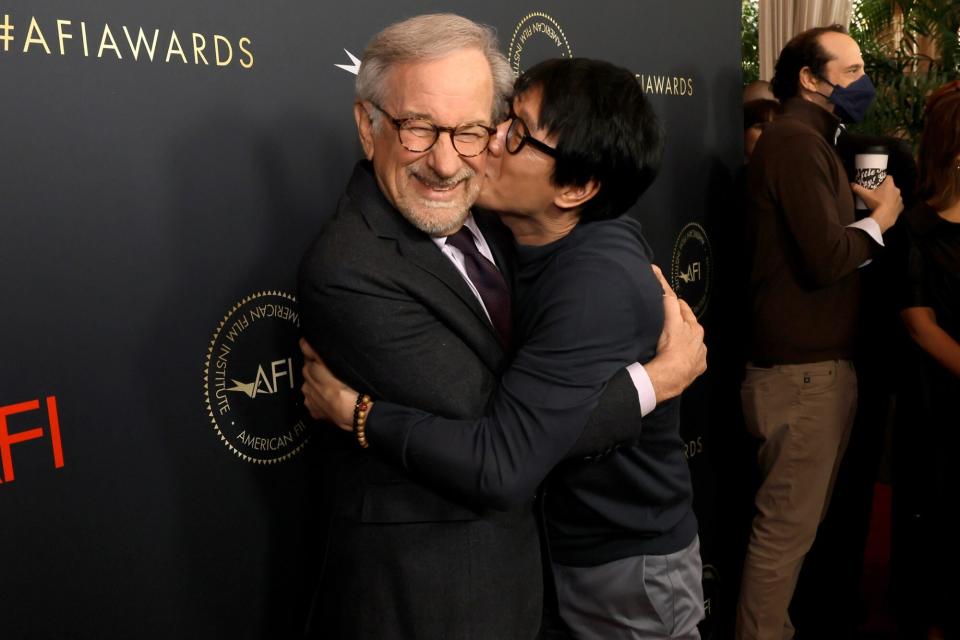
[744,97,880,364]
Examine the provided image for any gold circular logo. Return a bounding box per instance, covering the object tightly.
[203,290,309,464]
[507,12,573,75]
[670,222,713,319]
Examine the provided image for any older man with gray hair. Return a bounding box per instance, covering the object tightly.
[299,13,705,638]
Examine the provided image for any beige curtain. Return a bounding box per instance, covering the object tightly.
[759,0,853,81]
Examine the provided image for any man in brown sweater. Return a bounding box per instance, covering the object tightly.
[736,25,903,640]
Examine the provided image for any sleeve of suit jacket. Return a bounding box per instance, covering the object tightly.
[367,223,659,510]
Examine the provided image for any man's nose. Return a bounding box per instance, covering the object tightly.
[487,121,509,158]
[426,132,463,177]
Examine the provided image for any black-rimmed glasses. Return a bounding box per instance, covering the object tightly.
[368,102,497,157]
[505,115,557,158]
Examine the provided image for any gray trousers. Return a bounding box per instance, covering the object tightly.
[552,536,704,639]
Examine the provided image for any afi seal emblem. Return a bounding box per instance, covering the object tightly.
[700,564,721,640]
[507,12,572,74]
[670,222,713,318]
[204,291,308,464]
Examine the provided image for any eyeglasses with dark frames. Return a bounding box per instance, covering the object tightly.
[367,102,497,158]
[505,115,558,158]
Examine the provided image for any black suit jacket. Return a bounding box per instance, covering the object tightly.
[298,162,642,639]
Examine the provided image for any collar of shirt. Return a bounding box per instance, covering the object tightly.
[432,213,497,264]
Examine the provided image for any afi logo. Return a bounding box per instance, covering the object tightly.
[0,396,64,484]
[678,261,702,284]
[227,358,295,399]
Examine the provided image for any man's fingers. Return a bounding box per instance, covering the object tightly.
[300,383,323,420]
[677,298,699,326]
[850,181,891,209]
[661,293,683,335]
[301,360,336,406]
[677,299,706,354]
[300,337,319,361]
[651,264,676,298]
[302,362,320,386]
[303,359,336,388]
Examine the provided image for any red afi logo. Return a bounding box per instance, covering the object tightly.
[0,396,64,484]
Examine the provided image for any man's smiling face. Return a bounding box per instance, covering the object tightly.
[356,48,495,236]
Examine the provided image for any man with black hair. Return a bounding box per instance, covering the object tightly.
[304,56,704,639]
[737,24,903,640]
[467,58,705,638]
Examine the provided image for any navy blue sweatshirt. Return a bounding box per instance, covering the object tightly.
[367,215,696,565]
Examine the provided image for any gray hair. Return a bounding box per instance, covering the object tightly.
[356,13,514,127]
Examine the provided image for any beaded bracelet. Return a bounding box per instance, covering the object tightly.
[353,393,372,449]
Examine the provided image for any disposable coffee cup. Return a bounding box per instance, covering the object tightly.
[854,145,888,210]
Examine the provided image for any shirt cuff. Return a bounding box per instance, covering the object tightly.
[626,362,656,417]
[847,217,883,268]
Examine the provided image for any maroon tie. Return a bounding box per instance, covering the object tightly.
[446,227,512,349]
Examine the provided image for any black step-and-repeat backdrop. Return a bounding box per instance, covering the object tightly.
[0,2,741,637]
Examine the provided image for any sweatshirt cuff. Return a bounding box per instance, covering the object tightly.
[626,362,656,417]
[363,402,410,466]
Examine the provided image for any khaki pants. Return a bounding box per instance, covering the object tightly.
[736,360,857,640]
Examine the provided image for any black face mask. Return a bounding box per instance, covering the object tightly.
[818,74,876,123]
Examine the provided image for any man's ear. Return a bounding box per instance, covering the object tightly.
[554,179,600,211]
[354,102,375,160]
[799,66,821,95]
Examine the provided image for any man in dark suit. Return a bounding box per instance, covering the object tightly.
[298,14,706,639]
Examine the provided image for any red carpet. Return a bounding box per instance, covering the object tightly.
[860,482,897,638]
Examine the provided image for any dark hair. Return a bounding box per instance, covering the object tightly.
[918,80,960,210]
[513,58,663,223]
[771,24,847,101]
[743,99,779,129]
